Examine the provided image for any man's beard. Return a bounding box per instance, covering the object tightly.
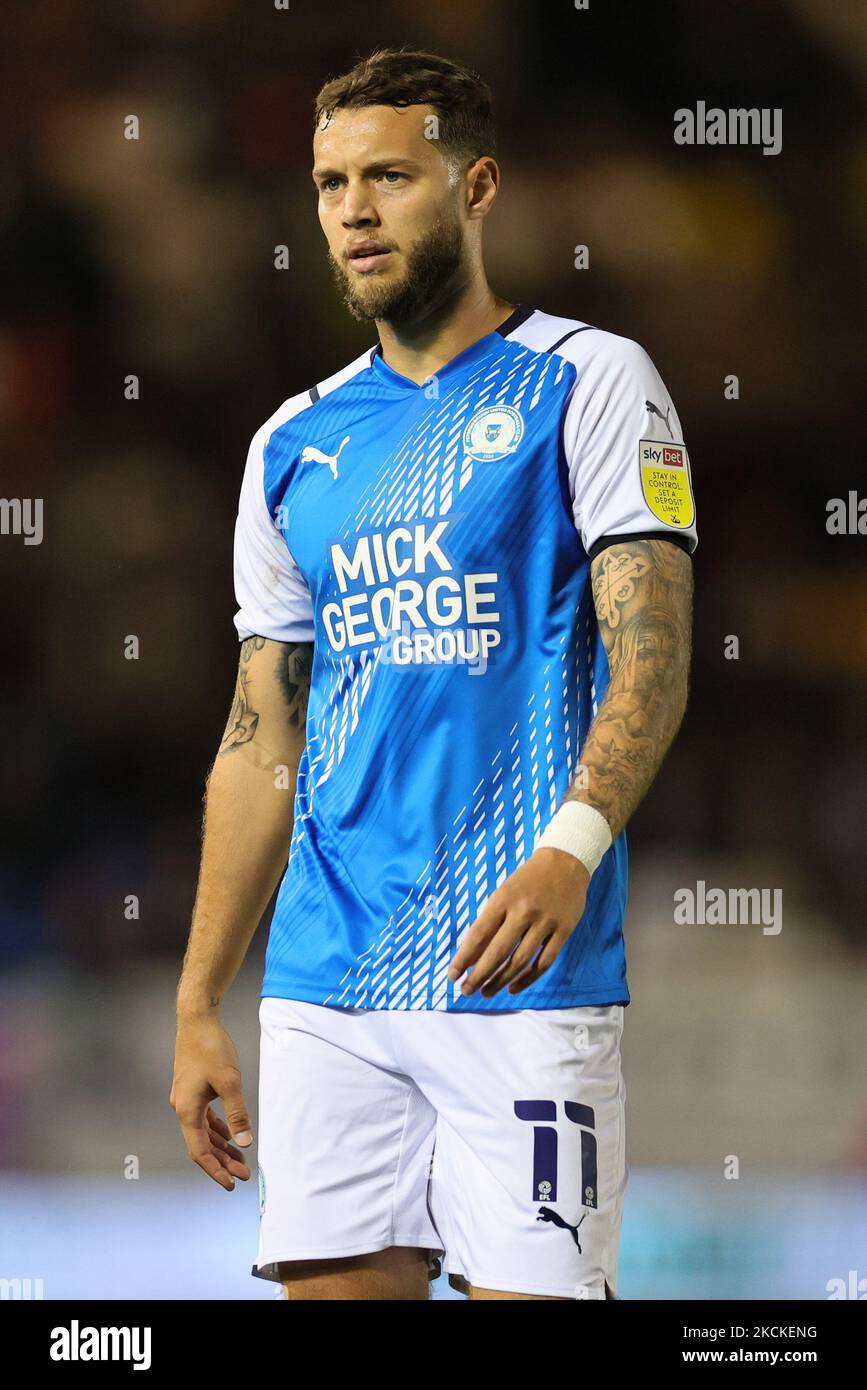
[328,211,465,325]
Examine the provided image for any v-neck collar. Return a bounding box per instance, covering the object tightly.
[368,303,534,392]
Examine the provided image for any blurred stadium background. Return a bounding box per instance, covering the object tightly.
[1,0,865,1299]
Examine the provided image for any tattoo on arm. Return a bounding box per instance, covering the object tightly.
[218,637,313,756]
[219,635,266,753]
[566,539,693,837]
[278,642,313,730]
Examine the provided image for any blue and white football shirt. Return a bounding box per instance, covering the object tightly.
[233,306,698,1011]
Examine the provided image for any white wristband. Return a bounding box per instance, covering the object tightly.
[536,802,613,876]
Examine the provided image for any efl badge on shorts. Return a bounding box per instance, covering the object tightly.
[639,439,695,528]
[463,405,524,462]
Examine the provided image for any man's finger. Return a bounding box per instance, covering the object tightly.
[206,1105,232,1138]
[194,1150,238,1189]
[206,1117,252,1172]
[202,1106,251,1178]
[177,1111,237,1191]
[506,933,563,994]
[206,1106,248,1153]
[479,924,554,997]
[209,1140,252,1181]
[460,918,528,997]
[207,1125,250,1166]
[220,1079,253,1146]
[447,896,507,982]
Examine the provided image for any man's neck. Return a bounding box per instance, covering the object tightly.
[375,282,515,386]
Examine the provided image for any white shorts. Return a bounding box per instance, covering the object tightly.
[253,996,627,1299]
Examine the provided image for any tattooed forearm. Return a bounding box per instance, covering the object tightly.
[219,635,266,753]
[565,539,693,837]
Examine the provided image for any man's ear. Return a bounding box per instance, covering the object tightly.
[466,156,500,220]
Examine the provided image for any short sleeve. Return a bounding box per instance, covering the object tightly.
[233,424,315,644]
[561,333,698,558]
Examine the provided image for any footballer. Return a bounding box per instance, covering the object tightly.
[171,47,696,1301]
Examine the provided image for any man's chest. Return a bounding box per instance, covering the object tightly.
[269,386,574,608]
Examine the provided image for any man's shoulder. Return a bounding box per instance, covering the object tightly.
[250,343,377,452]
[514,308,658,380]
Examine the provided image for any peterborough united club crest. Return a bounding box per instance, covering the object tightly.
[462,404,524,462]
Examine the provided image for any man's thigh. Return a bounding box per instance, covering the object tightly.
[398,1003,627,1300]
[279,1246,432,1301]
[253,998,442,1289]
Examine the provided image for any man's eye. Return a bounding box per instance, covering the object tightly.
[381,171,404,183]
[322,177,341,192]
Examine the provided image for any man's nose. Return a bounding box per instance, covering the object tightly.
[341,181,378,227]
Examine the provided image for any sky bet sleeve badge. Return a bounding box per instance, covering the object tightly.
[639,439,695,528]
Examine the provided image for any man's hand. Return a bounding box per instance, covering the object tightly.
[170,1015,253,1191]
[446,849,590,999]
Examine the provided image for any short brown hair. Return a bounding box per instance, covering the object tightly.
[314,47,497,164]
